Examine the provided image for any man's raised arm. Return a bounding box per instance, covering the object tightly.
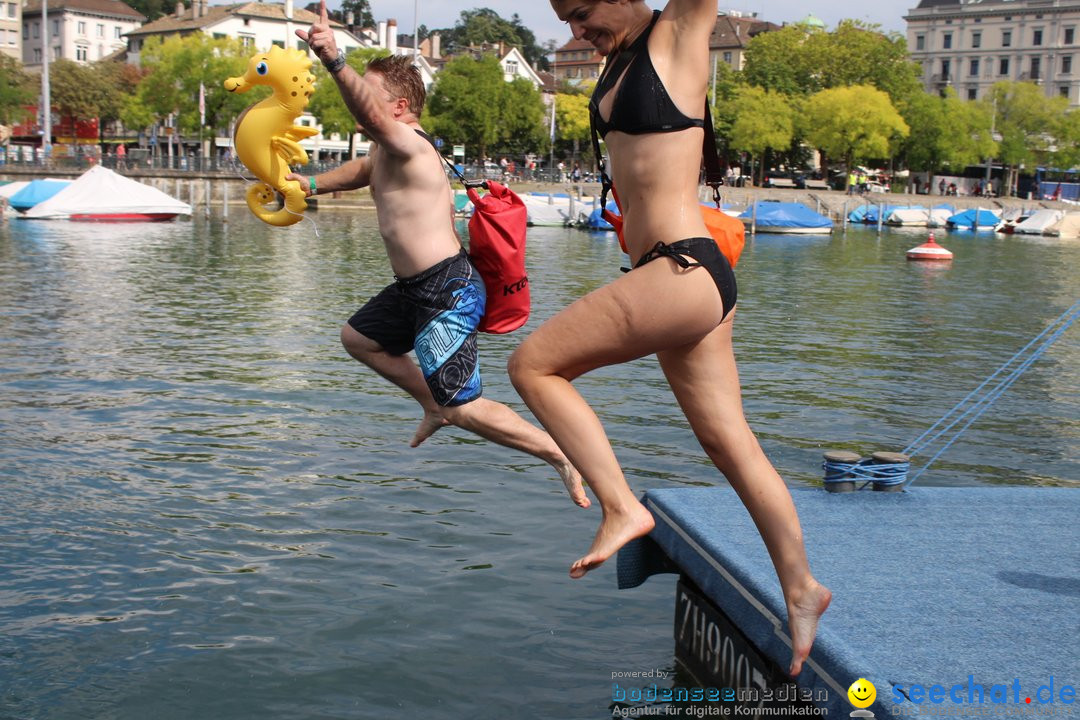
[297,0,416,156]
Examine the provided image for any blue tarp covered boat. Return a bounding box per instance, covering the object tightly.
[585,201,619,230]
[740,202,833,233]
[946,208,1001,230]
[8,179,71,211]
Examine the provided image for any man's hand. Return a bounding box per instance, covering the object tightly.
[286,172,314,197]
[296,0,338,66]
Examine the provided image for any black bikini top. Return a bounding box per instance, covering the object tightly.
[589,10,705,138]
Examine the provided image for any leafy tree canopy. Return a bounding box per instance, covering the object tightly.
[743,20,921,103]
[0,55,37,127]
[123,33,254,135]
[431,9,549,71]
[422,54,545,160]
[800,85,909,170]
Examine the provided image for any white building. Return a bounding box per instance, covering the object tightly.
[124,0,369,65]
[1,0,20,59]
[21,0,144,67]
[906,0,1080,107]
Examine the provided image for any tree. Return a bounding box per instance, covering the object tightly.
[423,55,504,160]
[801,85,909,186]
[897,89,996,173]
[125,0,168,22]
[742,24,821,96]
[432,9,549,71]
[742,20,921,104]
[498,77,546,151]
[307,47,388,154]
[123,34,254,164]
[989,81,1070,193]
[49,60,102,139]
[555,92,590,162]
[0,55,36,127]
[728,86,794,185]
[1054,110,1080,170]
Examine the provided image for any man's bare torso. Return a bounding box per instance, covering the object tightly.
[368,125,461,278]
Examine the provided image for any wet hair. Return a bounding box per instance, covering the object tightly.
[366,55,425,116]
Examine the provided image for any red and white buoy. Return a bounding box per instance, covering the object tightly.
[906,232,954,261]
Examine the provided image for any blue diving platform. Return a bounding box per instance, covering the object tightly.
[618,487,1080,718]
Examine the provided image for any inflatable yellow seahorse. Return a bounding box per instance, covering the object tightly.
[225,46,319,227]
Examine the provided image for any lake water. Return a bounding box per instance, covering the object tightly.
[1,210,1077,719]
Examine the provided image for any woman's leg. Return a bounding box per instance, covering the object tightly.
[655,316,831,677]
[509,256,725,577]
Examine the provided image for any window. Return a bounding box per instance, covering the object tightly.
[1002,30,1012,47]
[968,88,977,101]
[971,32,981,49]
[1031,57,1041,79]
[52,19,59,36]
[941,59,951,78]
[76,45,87,60]
[114,27,122,39]
[943,33,953,49]
[22,25,27,39]
[723,51,732,63]
[1066,28,1075,45]
[916,34,925,51]
[77,21,85,34]
[96,23,104,37]
[970,58,980,76]
[1064,55,1073,74]
[7,2,15,18]
[505,60,518,75]
[32,22,38,38]
[271,39,283,47]
[1033,29,1043,46]
[239,34,253,47]
[33,48,41,62]
[1000,57,1010,75]
[1061,86,1071,98]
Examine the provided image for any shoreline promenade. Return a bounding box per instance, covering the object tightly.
[2,165,1073,219]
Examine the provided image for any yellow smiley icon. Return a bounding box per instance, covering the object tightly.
[848,678,876,708]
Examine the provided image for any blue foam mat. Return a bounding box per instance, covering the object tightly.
[618,486,1080,718]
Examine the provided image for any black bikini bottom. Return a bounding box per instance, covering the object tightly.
[630,237,737,321]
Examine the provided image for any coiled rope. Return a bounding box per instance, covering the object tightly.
[823,299,1080,490]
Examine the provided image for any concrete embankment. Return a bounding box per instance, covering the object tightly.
[2,167,1073,217]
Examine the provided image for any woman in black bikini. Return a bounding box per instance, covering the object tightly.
[508,0,831,677]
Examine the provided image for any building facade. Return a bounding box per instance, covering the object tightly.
[124,0,368,65]
[709,11,780,72]
[906,0,1080,107]
[21,0,144,67]
[1,0,20,59]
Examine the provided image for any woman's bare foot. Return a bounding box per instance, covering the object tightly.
[786,580,832,677]
[569,502,655,578]
[410,410,449,447]
[556,461,591,508]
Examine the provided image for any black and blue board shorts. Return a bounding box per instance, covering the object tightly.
[348,250,486,407]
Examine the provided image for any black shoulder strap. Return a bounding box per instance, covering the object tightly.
[414,129,486,189]
[589,100,726,212]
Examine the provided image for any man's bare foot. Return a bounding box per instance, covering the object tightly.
[786,580,832,677]
[569,502,655,578]
[555,461,591,508]
[410,410,449,447]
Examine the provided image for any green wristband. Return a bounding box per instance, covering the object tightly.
[309,176,317,195]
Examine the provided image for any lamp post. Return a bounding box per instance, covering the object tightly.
[41,0,51,163]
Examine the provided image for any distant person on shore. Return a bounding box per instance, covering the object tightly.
[116,143,127,171]
[289,3,586,501]
[509,0,831,677]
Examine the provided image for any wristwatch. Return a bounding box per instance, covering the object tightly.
[323,49,346,74]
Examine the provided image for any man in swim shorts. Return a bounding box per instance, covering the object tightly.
[291,7,587,506]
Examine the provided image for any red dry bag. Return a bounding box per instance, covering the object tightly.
[465,181,530,334]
